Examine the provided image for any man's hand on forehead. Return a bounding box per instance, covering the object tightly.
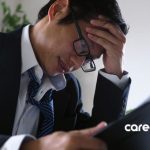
[86,15,126,78]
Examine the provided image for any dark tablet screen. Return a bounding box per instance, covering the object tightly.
[95,98,150,150]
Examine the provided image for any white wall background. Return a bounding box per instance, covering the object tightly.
[0,0,150,113]
[117,0,150,109]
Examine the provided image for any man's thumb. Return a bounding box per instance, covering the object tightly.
[79,121,107,137]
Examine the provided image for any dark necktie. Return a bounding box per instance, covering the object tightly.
[27,68,54,138]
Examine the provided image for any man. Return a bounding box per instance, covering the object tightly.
[0,0,131,149]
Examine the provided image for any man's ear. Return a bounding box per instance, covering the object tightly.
[48,0,70,21]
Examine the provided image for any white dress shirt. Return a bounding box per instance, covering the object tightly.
[1,25,129,150]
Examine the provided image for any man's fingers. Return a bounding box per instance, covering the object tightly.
[86,27,121,45]
[87,34,114,52]
[79,121,107,137]
[69,122,107,150]
[90,19,126,43]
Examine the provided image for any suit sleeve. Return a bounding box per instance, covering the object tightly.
[73,73,131,129]
[91,73,131,124]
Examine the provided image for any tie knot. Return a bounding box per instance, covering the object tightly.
[27,68,53,105]
[28,68,40,97]
[28,68,40,83]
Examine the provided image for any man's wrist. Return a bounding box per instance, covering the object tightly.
[99,69,129,89]
[101,68,126,79]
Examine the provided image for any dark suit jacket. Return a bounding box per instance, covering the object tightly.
[0,27,131,146]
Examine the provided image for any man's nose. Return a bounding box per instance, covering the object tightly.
[70,56,85,70]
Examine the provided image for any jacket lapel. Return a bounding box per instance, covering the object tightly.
[53,89,69,131]
[0,28,23,134]
[52,74,78,131]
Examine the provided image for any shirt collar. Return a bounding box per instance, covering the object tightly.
[21,25,37,74]
[21,25,66,91]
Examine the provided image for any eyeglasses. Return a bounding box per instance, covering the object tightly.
[71,10,96,72]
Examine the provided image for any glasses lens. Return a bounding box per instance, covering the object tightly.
[74,39,89,56]
[81,58,96,72]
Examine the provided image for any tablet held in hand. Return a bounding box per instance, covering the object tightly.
[95,97,150,150]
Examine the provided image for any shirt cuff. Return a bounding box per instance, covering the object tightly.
[99,69,129,89]
[1,134,36,150]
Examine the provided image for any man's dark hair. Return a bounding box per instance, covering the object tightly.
[38,0,129,35]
